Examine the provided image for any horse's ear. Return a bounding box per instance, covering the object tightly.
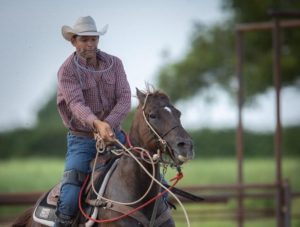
[136,88,146,105]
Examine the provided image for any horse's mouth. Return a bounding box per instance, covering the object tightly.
[167,146,194,166]
[177,154,190,163]
[175,154,193,166]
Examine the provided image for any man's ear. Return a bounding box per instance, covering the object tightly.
[70,36,77,47]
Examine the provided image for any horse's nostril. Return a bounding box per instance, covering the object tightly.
[177,142,186,148]
[175,138,194,162]
[176,138,193,149]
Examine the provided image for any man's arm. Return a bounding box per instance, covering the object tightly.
[58,67,98,129]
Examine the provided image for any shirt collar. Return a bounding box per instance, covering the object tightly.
[73,49,114,72]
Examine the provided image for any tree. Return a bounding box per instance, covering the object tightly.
[157,0,300,103]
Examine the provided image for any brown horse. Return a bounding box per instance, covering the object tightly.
[13,88,194,227]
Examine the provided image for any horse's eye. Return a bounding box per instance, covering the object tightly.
[149,112,157,119]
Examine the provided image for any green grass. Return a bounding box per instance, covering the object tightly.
[0,157,64,192]
[1,157,300,227]
[1,157,299,192]
[165,157,300,189]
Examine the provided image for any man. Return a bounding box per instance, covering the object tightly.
[55,16,131,226]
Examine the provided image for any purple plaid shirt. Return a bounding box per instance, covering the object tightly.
[57,50,131,132]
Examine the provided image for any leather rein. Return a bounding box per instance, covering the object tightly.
[141,93,180,167]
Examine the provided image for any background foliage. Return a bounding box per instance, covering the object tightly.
[1,1,300,226]
[0,94,299,159]
[158,0,300,103]
[1,0,299,158]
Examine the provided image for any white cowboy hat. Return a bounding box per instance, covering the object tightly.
[61,16,108,41]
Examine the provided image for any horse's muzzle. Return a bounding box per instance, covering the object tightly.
[172,137,194,163]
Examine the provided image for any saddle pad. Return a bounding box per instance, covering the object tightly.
[47,183,60,206]
[33,156,120,226]
[33,190,56,226]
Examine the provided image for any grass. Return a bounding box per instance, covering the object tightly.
[1,157,300,227]
[0,157,64,192]
[165,157,300,189]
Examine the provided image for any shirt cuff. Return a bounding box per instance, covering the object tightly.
[104,117,117,129]
[86,114,98,129]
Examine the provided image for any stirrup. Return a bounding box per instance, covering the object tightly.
[54,211,74,227]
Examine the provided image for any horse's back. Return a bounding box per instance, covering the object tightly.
[12,207,36,227]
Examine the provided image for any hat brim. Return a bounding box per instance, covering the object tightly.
[61,25,108,41]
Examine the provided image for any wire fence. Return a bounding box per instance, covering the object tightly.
[1,182,300,226]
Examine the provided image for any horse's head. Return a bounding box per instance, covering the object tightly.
[132,88,194,166]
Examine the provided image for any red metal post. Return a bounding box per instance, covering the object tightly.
[236,30,244,227]
[283,180,291,227]
[272,17,284,227]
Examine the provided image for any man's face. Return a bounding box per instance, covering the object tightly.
[71,35,99,59]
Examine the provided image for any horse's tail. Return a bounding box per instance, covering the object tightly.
[12,206,34,227]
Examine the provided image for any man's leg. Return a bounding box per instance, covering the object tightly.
[55,134,96,226]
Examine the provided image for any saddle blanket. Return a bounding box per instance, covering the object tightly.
[33,156,119,226]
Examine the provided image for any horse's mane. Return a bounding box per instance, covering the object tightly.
[139,84,169,100]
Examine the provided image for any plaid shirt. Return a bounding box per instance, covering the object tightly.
[57,50,131,132]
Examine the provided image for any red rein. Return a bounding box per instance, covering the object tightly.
[78,171,183,224]
[78,132,183,223]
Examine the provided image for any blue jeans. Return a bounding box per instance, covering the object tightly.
[57,130,125,217]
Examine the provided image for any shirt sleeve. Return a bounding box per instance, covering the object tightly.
[57,66,98,129]
[104,57,131,129]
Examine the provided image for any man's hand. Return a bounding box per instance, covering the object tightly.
[93,120,115,142]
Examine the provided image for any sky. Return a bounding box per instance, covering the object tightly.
[0,0,299,132]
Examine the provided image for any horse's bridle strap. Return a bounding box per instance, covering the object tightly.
[142,106,166,147]
[161,125,180,139]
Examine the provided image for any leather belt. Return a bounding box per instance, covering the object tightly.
[69,130,95,139]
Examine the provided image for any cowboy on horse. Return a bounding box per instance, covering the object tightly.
[12,16,198,227]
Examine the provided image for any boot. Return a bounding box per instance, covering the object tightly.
[54,211,74,227]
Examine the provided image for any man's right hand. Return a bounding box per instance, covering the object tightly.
[93,120,115,142]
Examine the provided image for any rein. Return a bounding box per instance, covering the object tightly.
[142,94,167,151]
[78,92,191,226]
[79,136,191,226]
[91,134,157,206]
[78,161,183,224]
[141,94,180,166]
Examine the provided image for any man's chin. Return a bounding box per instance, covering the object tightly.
[80,52,96,59]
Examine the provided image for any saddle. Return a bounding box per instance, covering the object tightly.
[33,152,174,227]
[33,153,118,227]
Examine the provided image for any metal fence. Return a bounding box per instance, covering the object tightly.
[1,183,300,225]
[1,9,300,227]
[235,10,300,227]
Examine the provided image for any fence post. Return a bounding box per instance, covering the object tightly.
[283,179,291,227]
[235,28,245,227]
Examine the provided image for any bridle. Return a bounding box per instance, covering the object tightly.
[85,92,191,227]
[141,93,180,166]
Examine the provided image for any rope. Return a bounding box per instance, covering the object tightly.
[78,165,183,224]
[142,110,167,148]
[79,92,191,225]
[114,140,191,227]
[142,94,167,148]
[73,50,114,73]
[78,136,190,227]
[90,142,156,206]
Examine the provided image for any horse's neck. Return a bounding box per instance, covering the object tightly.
[122,155,160,195]
[105,154,161,204]
[117,126,161,198]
